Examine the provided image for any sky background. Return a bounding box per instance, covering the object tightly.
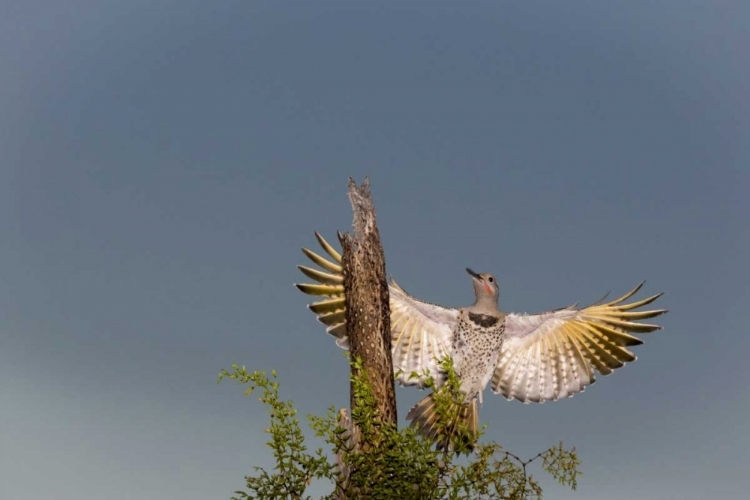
[1,1,749,499]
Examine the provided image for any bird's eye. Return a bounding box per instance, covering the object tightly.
[488,277,494,283]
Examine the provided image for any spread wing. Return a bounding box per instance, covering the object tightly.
[492,283,667,403]
[295,232,349,348]
[388,280,457,387]
[295,233,458,388]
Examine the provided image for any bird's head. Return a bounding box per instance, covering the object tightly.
[466,268,499,306]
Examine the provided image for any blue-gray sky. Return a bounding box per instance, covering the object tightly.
[1,1,748,499]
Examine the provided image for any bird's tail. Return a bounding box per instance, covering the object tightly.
[406,391,479,453]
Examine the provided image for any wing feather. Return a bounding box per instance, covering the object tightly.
[301,247,343,274]
[296,233,458,388]
[297,265,344,285]
[540,334,556,401]
[550,331,571,399]
[492,284,666,403]
[389,285,458,387]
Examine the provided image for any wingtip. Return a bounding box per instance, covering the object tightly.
[389,276,403,291]
[314,231,342,262]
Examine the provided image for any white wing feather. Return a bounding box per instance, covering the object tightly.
[492,284,666,403]
[389,282,457,388]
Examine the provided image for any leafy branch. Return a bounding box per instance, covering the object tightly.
[218,356,581,499]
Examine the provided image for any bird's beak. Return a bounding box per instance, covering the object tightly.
[466,268,481,279]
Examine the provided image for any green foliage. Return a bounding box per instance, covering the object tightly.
[217,366,336,499]
[218,357,581,499]
[409,356,484,455]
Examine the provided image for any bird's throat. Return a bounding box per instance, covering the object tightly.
[468,312,500,327]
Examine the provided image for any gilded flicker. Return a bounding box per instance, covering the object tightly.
[295,233,667,451]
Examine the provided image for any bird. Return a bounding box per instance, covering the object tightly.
[295,232,667,452]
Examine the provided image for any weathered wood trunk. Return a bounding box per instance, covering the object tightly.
[339,177,397,427]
